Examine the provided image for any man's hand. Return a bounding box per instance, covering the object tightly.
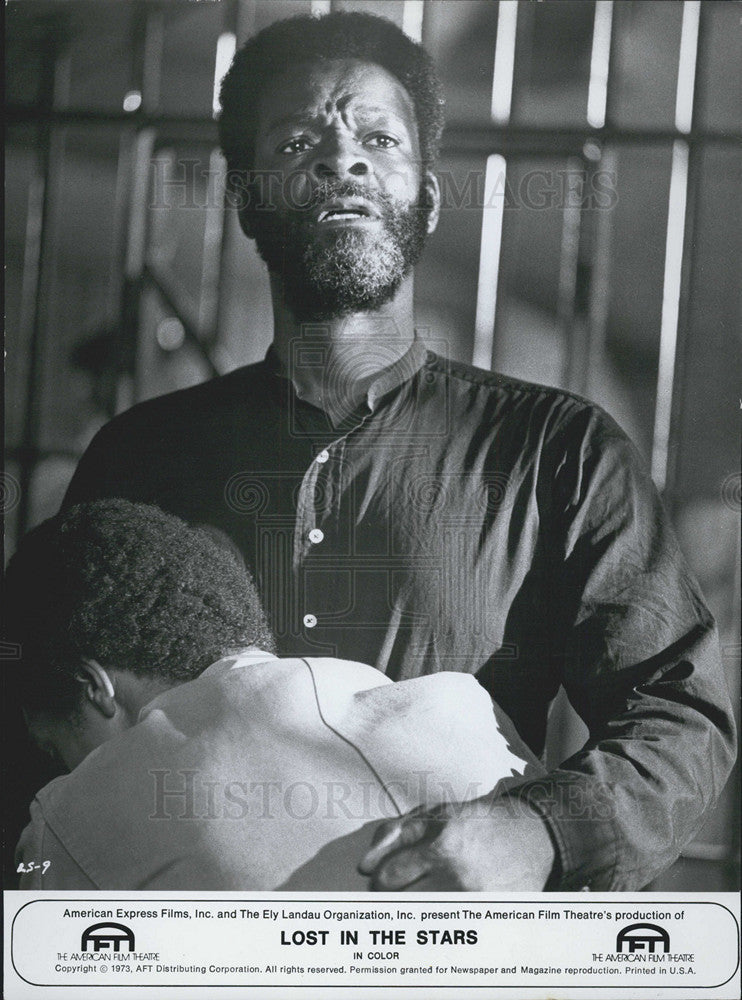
[358,796,556,891]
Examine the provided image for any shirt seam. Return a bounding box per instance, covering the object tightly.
[423,351,606,412]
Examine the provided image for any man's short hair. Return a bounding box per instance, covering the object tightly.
[218,11,445,174]
[4,500,276,715]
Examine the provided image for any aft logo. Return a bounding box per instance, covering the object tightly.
[601,922,695,974]
[61,923,158,971]
[81,922,135,953]
[616,923,670,954]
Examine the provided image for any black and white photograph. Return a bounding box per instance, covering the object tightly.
[4,1,741,996]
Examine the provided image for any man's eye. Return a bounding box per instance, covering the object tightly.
[365,134,400,149]
[277,137,313,155]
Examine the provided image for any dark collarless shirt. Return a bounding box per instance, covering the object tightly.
[63,337,736,891]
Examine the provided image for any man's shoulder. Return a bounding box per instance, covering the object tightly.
[95,358,271,439]
[423,351,624,440]
[425,351,592,406]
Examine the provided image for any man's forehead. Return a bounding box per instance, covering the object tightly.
[257,58,416,131]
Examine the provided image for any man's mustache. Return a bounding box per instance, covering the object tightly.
[298,178,398,216]
[243,174,408,216]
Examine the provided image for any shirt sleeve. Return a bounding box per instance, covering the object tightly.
[505,403,736,890]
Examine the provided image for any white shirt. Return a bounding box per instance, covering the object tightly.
[16,651,537,890]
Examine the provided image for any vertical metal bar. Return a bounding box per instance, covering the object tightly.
[402,0,424,42]
[16,32,60,537]
[675,0,701,134]
[580,0,617,399]
[212,32,237,119]
[651,0,703,491]
[124,127,157,406]
[651,139,689,489]
[660,1,707,504]
[490,1,518,125]
[472,154,507,370]
[556,157,585,391]
[111,5,165,413]
[602,0,625,134]
[121,3,164,405]
[199,147,228,339]
[560,0,614,393]
[16,164,48,538]
[472,1,518,370]
[586,1,614,129]
[124,138,156,279]
[107,133,135,334]
[210,0,243,368]
[583,147,616,401]
[209,0,241,362]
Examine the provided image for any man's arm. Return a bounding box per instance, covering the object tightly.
[360,405,736,891]
[518,408,736,890]
[359,796,555,891]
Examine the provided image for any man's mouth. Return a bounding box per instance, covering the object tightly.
[316,200,377,223]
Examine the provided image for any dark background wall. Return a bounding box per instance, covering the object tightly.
[5,0,740,890]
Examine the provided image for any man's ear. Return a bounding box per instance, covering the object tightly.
[422,170,441,235]
[74,659,117,719]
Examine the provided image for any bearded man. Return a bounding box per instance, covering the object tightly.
[58,12,734,891]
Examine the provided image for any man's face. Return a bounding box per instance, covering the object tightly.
[243,58,439,320]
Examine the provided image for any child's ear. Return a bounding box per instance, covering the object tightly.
[74,659,117,719]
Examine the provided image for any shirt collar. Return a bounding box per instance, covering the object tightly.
[132,650,277,725]
[264,334,429,413]
[201,648,278,678]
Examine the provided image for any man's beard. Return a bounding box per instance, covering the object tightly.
[247,179,431,321]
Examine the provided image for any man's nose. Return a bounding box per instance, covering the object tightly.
[310,133,371,181]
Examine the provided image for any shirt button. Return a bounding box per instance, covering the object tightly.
[316,449,329,464]
[308,528,324,544]
[303,613,317,629]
